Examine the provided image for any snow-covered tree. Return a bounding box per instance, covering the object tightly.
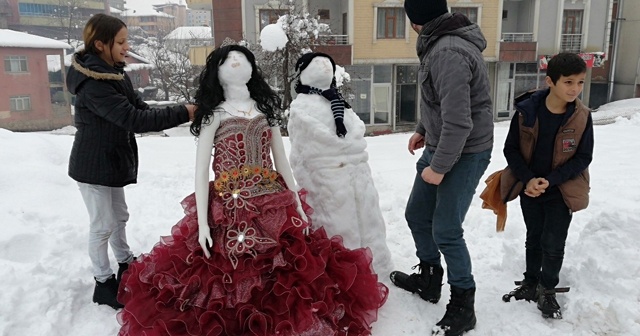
[253,5,331,111]
[51,0,90,44]
[133,33,203,102]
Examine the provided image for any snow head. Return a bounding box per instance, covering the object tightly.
[293,52,348,137]
[219,50,252,87]
[296,52,336,90]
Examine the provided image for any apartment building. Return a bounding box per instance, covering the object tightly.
[3,0,107,40]
[120,8,175,37]
[0,29,72,131]
[187,8,212,27]
[153,2,187,27]
[609,0,640,100]
[498,0,611,118]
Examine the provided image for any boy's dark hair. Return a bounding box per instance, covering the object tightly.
[81,14,127,57]
[546,53,587,84]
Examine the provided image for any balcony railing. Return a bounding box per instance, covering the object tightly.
[501,32,534,42]
[561,34,582,53]
[314,34,349,45]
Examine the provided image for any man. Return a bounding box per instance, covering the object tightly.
[390,1,494,335]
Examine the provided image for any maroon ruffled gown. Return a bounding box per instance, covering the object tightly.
[117,114,388,336]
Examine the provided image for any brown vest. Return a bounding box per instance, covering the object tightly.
[500,98,591,212]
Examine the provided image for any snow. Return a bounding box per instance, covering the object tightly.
[124,0,184,13]
[592,98,640,125]
[260,22,289,52]
[120,8,174,18]
[1,104,640,335]
[0,29,72,49]
[164,26,212,40]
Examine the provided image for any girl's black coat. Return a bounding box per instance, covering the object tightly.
[66,53,189,187]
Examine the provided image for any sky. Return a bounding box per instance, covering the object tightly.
[0,99,639,335]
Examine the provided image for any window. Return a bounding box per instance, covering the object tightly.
[10,96,32,111]
[377,8,405,39]
[318,9,330,20]
[259,9,287,31]
[451,7,478,24]
[4,56,28,73]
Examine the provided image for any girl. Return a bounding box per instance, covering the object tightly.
[67,13,196,309]
[117,45,388,335]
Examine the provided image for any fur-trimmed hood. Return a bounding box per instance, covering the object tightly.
[66,52,125,95]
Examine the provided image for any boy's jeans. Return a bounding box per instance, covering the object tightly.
[520,190,572,289]
[78,182,134,282]
[405,149,491,289]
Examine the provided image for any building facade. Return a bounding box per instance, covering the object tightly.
[186,8,212,27]
[0,29,72,131]
[498,0,611,119]
[4,0,107,40]
[609,0,640,100]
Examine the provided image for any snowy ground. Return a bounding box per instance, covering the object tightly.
[1,99,639,336]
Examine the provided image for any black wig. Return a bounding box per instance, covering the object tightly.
[190,45,282,136]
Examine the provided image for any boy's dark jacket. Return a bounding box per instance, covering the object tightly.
[500,89,593,212]
[66,52,189,187]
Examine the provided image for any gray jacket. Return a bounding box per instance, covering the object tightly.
[416,13,494,174]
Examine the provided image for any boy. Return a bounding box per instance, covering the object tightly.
[502,53,594,319]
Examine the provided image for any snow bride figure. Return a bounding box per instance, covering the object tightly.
[287,52,393,274]
[117,45,388,336]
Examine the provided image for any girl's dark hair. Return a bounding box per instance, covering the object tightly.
[190,45,282,136]
[80,14,126,59]
[546,53,587,84]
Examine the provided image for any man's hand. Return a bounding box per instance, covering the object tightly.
[524,177,549,197]
[408,133,425,155]
[421,166,444,185]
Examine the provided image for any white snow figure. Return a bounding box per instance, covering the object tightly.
[288,52,393,274]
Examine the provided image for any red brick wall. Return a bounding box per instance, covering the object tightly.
[0,47,72,131]
[313,45,352,66]
[212,0,243,46]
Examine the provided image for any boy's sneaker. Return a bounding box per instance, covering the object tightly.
[537,285,562,319]
[432,286,476,336]
[390,262,444,303]
[93,274,124,310]
[507,280,539,302]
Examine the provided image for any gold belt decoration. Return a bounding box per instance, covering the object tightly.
[213,165,283,199]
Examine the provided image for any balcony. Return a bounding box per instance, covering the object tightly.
[314,34,349,45]
[561,34,582,53]
[500,32,537,62]
[312,34,351,66]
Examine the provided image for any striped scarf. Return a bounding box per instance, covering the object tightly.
[295,83,350,137]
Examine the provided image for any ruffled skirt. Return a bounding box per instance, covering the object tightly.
[117,185,388,336]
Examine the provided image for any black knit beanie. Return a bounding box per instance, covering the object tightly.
[404,0,449,25]
[294,52,336,74]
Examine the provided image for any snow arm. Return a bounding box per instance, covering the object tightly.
[270,126,309,229]
[195,115,221,258]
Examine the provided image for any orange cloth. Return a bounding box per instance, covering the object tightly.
[480,170,507,232]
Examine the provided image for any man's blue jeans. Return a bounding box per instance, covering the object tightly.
[405,149,491,289]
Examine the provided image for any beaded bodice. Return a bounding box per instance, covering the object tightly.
[213,114,274,174]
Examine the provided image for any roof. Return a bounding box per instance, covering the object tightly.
[0,29,72,49]
[164,26,212,40]
[121,8,174,18]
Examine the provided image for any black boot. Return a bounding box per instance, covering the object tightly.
[93,274,124,310]
[390,262,444,303]
[507,279,539,302]
[117,257,136,284]
[432,286,476,336]
[537,284,562,319]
